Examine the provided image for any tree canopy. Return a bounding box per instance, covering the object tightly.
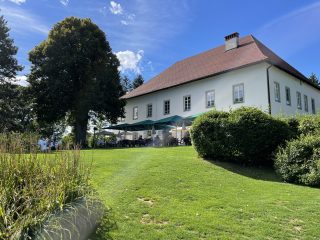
[132,74,144,89]
[28,17,125,145]
[0,15,23,83]
[309,73,320,86]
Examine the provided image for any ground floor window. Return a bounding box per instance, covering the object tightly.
[183,95,191,111]
[304,95,308,112]
[233,83,244,104]
[285,87,291,105]
[206,90,215,108]
[133,106,138,120]
[147,104,152,118]
[164,100,170,115]
[311,98,316,114]
[296,91,302,109]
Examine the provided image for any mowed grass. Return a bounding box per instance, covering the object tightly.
[86,147,320,239]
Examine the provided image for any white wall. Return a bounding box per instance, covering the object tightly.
[269,67,320,116]
[123,62,270,124]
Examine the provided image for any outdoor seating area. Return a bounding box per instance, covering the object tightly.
[104,114,199,148]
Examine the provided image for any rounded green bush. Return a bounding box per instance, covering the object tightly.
[191,107,291,166]
[297,114,320,136]
[275,135,320,186]
[190,110,231,161]
[228,107,291,166]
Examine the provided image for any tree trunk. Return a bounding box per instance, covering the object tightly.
[74,116,89,148]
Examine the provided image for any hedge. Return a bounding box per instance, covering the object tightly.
[191,107,292,166]
[275,134,320,186]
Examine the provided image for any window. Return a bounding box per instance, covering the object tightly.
[183,95,191,111]
[206,90,215,108]
[274,82,280,102]
[311,98,316,114]
[147,104,152,118]
[233,83,244,104]
[296,92,302,109]
[164,100,170,115]
[133,106,138,120]
[285,87,291,105]
[304,95,308,112]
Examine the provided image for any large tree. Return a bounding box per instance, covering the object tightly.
[0,84,33,132]
[0,15,23,83]
[28,17,125,145]
[0,14,29,132]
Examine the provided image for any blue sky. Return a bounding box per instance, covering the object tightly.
[0,0,319,84]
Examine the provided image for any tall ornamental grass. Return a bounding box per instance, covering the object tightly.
[0,133,93,239]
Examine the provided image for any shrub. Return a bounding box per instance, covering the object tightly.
[297,114,320,136]
[228,107,292,166]
[0,133,94,239]
[275,135,320,186]
[191,107,292,166]
[191,110,231,161]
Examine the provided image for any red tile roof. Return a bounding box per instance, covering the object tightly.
[123,35,317,99]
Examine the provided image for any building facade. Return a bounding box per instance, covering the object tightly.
[121,33,320,126]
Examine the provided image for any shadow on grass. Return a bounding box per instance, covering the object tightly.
[205,159,282,183]
[89,208,117,240]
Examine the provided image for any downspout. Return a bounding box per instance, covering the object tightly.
[266,64,273,115]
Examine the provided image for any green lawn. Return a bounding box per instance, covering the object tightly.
[87,147,320,239]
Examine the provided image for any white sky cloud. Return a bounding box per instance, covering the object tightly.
[7,0,26,5]
[60,0,69,6]
[256,1,320,58]
[15,76,28,86]
[109,1,123,15]
[116,50,144,73]
[0,6,49,35]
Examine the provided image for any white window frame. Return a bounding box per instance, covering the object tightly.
[183,95,191,111]
[164,100,170,115]
[296,91,302,110]
[133,106,138,120]
[285,87,291,106]
[147,104,152,118]
[311,98,316,114]
[233,83,244,104]
[206,90,215,108]
[304,95,308,112]
[274,82,281,102]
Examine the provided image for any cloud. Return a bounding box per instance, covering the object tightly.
[121,13,135,25]
[14,76,28,86]
[109,1,123,15]
[116,50,144,73]
[7,0,26,5]
[60,0,69,6]
[103,0,192,52]
[256,1,320,57]
[0,6,49,35]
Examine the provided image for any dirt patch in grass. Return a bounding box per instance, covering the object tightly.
[140,214,168,226]
[137,197,154,207]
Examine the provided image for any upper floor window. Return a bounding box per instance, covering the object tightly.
[285,87,291,106]
[164,100,170,115]
[311,98,316,114]
[274,82,280,102]
[304,95,308,112]
[147,104,152,118]
[296,91,302,109]
[206,90,215,108]
[133,106,138,120]
[233,83,244,104]
[183,95,191,111]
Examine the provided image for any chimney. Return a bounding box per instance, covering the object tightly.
[225,32,239,51]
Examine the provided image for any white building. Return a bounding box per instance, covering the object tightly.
[118,33,320,137]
